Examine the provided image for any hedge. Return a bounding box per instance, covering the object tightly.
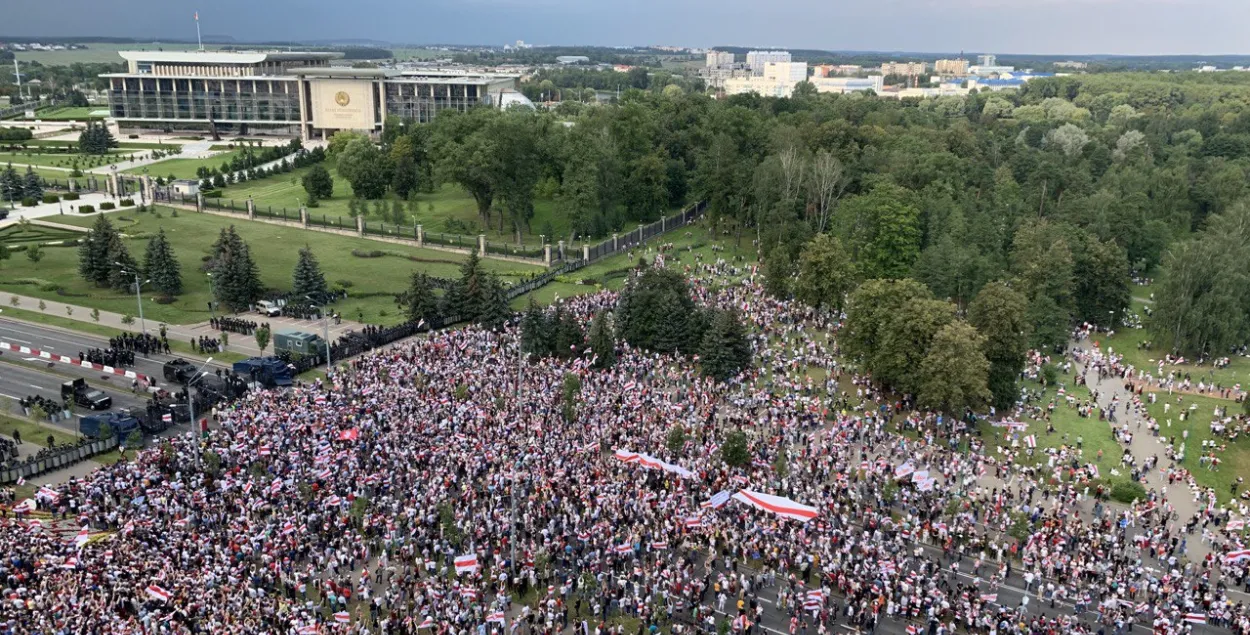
[99,202,116,211]
[119,198,135,207]
[78,204,95,214]
[41,193,59,204]
[21,197,37,207]
[62,192,80,201]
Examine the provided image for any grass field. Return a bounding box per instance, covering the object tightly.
[218,161,572,249]
[1,140,177,152]
[0,222,83,247]
[1,150,130,170]
[125,149,245,180]
[13,42,199,65]
[392,48,453,60]
[25,107,108,121]
[0,207,542,326]
[1139,389,1249,502]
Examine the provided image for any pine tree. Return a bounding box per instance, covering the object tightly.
[553,307,585,358]
[447,252,486,320]
[588,310,616,369]
[143,228,183,297]
[106,233,140,292]
[520,297,554,358]
[291,246,329,303]
[0,163,19,202]
[399,271,441,327]
[698,308,753,382]
[477,273,511,331]
[78,214,118,287]
[22,167,42,201]
[213,226,263,312]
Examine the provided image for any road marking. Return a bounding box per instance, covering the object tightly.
[29,384,43,390]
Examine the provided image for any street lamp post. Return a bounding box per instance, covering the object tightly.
[140,167,148,208]
[116,262,148,335]
[305,295,332,367]
[206,273,215,319]
[186,356,214,433]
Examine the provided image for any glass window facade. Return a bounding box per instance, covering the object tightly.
[109,77,301,123]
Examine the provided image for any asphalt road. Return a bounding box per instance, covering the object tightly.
[0,358,150,432]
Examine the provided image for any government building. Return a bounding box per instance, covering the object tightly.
[101,50,528,138]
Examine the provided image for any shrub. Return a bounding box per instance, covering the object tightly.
[41,193,60,204]
[62,192,80,201]
[351,249,385,258]
[78,204,95,214]
[203,191,222,198]
[21,197,37,207]
[99,202,116,211]
[128,134,139,139]
[1109,480,1147,504]
[335,279,355,288]
[119,198,135,207]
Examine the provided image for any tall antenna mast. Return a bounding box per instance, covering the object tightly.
[195,11,203,51]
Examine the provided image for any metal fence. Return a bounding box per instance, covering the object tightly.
[0,436,119,485]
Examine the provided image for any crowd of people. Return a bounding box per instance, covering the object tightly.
[107,332,169,357]
[3,250,1250,635]
[78,347,137,369]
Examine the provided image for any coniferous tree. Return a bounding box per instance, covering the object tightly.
[291,246,329,303]
[105,233,140,292]
[22,167,42,201]
[78,214,118,287]
[143,228,183,297]
[0,163,19,202]
[212,226,263,312]
[698,308,753,382]
[553,307,585,358]
[399,271,441,327]
[520,297,554,358]
[447,252,486,320]
[588,310,616,369]
[301,164,334,200]
[477,273,511,331]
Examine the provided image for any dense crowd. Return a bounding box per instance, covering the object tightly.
[210,317,264,336]
[79,347,137,369]
[4,257,1250,635]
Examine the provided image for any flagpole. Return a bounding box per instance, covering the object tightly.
[195,12,203,51]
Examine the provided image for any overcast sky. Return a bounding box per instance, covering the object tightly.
[8,0,1250,56]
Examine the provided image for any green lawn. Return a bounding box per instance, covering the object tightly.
[26,107,107,121]
[0,207,541,326]
[1141,390,1249,502]
[213,161,669,252]
[0,223,83,247]
[13,42,200,66]
[0,414,81,448]
[1,150,129,170]
[126,150,246,180]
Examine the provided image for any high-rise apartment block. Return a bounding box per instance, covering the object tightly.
[746,51,792,75]
[706,51,735,68]
[881,61,926,76]
[934,59,969,77]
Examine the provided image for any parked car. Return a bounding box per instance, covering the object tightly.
[60,378,112,411]
[255,300,282,317]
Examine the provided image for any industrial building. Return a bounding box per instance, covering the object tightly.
[101,50,525,139]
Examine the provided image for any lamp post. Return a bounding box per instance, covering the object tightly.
[206,272,215,319]
[140,167,148,207]
[109,164,117,199]
[187,356,214,432]
[305,295,332,368]
[115,262,148,335]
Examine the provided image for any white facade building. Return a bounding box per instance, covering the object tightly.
[746,50,791,75]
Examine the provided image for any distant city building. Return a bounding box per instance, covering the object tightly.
[933,58,969,77]
[764,61,808,83]
[969,64,1016,77]
[977,54,997,67]
[1053,61,1088,70]
[810,76,885,95]
[706,51,735,69]
[101,50,523,138]
[746,50,791,76]
[880,61,926,76]
[811,64,863,77]
[556,56,590,65]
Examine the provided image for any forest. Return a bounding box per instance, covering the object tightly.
[360,71,1250,410]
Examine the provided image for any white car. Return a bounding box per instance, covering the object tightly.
[255,300,282,317]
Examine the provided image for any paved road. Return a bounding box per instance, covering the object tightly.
[0,358,149,429]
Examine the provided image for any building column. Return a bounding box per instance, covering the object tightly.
[544,244,552,266]
[558,240,566,261]
[299,206,308,227]
[107,173,118,197]
[612,233,619,252]
[142,175,154,203]
[356,214,364,236]
[196,192,204,212]
[416,225,424,247]
[582,243,590,261]
[246,198,255,220]
[477,234,486,258]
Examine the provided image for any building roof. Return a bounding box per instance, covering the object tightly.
[119,50,343,64]
[288,66,398,78]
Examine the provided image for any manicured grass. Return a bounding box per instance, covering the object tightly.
[1101,327,1249,398]
[125,150,246,180]
[13,42,201,66]
[25,107,106,121]
[0,223,83,247]
[510,281,599,310]
[214,161,664,252]
[0,414,80,448]
[1,150,128,170]
[6,207,541,326]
